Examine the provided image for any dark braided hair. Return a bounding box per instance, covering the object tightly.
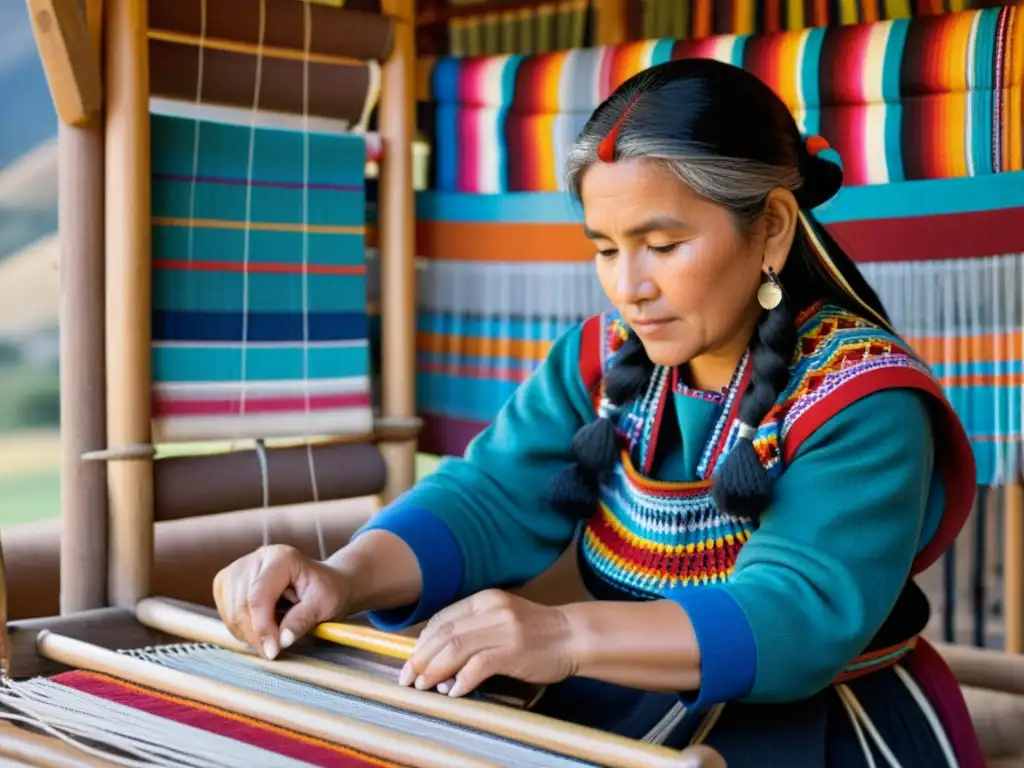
[550,58,891,520]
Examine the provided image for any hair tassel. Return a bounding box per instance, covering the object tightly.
[713,423,773,514]
[596,93,642,163]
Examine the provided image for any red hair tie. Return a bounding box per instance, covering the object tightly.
[597,94,642,163]
[805,135,830,156]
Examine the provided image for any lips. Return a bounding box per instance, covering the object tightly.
[629,318,675,334]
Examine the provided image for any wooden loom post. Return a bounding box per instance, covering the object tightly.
[378,0,418,502]
[593,0,628,45]
[104,0,153,609]
[1004,479,1024,653]
[58,0,108,614]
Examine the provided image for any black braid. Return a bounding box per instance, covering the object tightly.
[711,294,797,517]
[549,334,654,518]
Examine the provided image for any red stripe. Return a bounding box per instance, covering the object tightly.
[52,671,394,768]
[154,259,366,275]
[153,392,371,416]
[586,512,743,582]
[827,207,1024,263]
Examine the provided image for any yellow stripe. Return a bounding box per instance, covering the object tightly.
[584,526,735,587]
[152,217,364,235]
[148,29,364,68]
[597,504,750,555]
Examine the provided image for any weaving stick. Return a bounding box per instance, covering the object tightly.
[134,598,723,768]
[313,622,416,660]
[35,631,499,768]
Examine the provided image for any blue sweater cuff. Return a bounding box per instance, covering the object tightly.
[354,505,464,631]
[664,586,757,707]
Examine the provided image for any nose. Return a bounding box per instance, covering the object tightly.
[615,251,658,307]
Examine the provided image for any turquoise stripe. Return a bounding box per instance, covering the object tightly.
[416,374,519,421]
[971,10,998,175]
[800,28,825,131]
[416,172,1024,224]
[152,226,367,266]
[154,271,368,313]
[651,39,676,65]
[152,179,365,228]
[929,360,1023,377]
[151,115,366,188]
[417,312,578,339]
[418,351,540,373]
[881,21,909,183]
[153,343,370,383]
[729,36,747,68]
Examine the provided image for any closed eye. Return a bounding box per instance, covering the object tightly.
[649,243,680,255]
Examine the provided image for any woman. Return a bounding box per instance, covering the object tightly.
[213,59,984,766]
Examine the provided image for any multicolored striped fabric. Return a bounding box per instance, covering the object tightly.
[620,0,1015,41]
[150,105,374,443]
[421,5,1023,192]
[412,170,1024,480]
[52,669,400,767]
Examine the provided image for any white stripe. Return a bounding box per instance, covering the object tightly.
[154,376,371,398]
[149,96,365,137]
[892,666,958,768]
[153,340,369,350]
[153,407,374,443]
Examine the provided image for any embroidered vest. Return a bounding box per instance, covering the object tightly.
[575,303,975,610]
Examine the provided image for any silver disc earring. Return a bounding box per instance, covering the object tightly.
[757,267,783,310]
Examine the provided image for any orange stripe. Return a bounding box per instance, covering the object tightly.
[418,331,552,362]
[902,330,1023,366]
[72,671,396,765]
[153,259,366,275]
[416,220,593,261]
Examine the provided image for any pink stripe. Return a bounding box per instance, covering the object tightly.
[153,392,371,416]
[458,109,482,193]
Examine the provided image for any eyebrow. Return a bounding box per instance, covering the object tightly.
[583,215,690,241]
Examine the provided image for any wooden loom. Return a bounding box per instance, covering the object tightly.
[7,0,727,765]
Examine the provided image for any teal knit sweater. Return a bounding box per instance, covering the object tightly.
[357,322,942,705]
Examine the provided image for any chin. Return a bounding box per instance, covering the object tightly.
[636,337,692,368]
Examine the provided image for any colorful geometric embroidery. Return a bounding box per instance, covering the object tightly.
[579,303,943,600]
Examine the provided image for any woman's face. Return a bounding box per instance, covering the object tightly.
[580,158,791,388]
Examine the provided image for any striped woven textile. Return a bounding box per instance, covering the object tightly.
[413,172,1024,482]
[621,0,1016,41]
[50,669,401,767]
[150,105,375,443]
[410,5,1024,476]
[421,4,1023,193]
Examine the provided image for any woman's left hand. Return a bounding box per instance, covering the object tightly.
[400,589,580,698]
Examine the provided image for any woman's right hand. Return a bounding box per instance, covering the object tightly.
[213,544,349,660]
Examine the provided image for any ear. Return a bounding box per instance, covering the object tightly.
[759,189,799,275]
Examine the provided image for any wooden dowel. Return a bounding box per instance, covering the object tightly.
[377,0,418,502]
[935,641,1024,695]
[1004,480,1024,653]
[133,598,721,768]
[313,622,416,660]
[104,0,153,609]
[36,631,498,768]
[58,0,107,615]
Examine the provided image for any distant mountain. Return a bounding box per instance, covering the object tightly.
[0,0,58,264]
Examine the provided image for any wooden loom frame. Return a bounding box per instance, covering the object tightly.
[7,2,731,766]
[29,0,421,615]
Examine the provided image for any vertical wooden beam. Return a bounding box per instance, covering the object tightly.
[378,0,418,502]
[104,0,153,608]
[1004,480,1024,653]
[58,0,108,614]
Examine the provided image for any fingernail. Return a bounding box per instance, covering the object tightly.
[436,677,455,694]
[262,637,279,660]
[398,662,414,686]
[447,679,465,698]
[414,675,427,690]
[279,629,295,649]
